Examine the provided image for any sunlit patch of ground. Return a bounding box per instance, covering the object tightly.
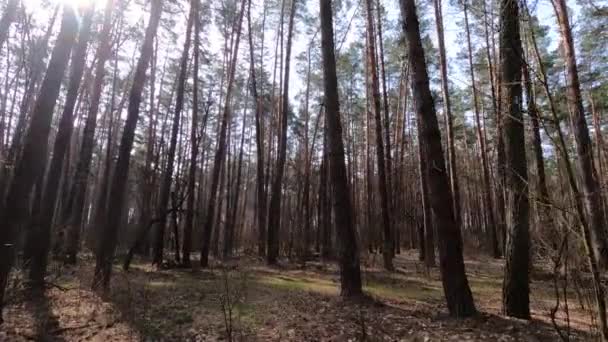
[0,250,596,341]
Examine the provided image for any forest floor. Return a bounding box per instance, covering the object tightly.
[0,250,598,341]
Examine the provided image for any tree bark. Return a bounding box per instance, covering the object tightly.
[247,0,267,258]
[200,0,246,267]
[319,0,362,297]
[183,0,200,268]
[224,107,247,259]
[93,0,163,291]
[0,5,78,306]
[551,0,608,268]
[267,0,297,265]
[418,138,435,267]
[463,0,500,258]
[64,0,115,264]
[523,4,608,335]
[432,0,461,227]
[399,0,476,316]
[375,0,393,208]
[500,0,530,319]
[0,8,59,199]
[152,2,194,266]
[365,0,393,270]
[26,5,94,285]
[522,43,554,248]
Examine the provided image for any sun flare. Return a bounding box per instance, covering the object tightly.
[21,0,105,15]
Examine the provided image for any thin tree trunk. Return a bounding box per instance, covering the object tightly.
[267,0,297,265]
[524,2,608,336]
[365,0,393,270]
[551,0,608,269]
[463,0,500,258]
[522,41,553,247]
[183,0,200,268]
[432,0,461,227]
[375,0,393,206]
[247,0,267,258]
[64,0,115,264]
[224,107,247,259]
[152,3,194,266]
[93,0,163,291]
[200,0,246,267]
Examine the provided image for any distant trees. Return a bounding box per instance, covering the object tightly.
[183,0,201,268]
[364,0,393,271]
[152,0,195,266]
[267,0,297,265]
[462,0,500,258]
[93,0,163,291]
[64,0,115,265]
[0,0,606,330]
[200,0,246,268]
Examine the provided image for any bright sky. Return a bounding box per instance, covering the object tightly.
[13,0,582,110]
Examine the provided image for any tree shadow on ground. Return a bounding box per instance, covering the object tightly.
[25,289,67,342]
[62,254,596,341]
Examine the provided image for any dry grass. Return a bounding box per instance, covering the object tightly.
[0,250,598,341]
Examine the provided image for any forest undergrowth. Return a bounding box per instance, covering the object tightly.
[0,251,595,341]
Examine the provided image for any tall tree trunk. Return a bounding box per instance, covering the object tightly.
[463,0,500,258]
[152,3,194,266]
[92,26,123,253]
[500,0,530,319]
[551,0,608,268]
[365,0,393,270]
[247,0,267,258]
[320,119,332,260]
[183,0,200,268]
[522,42,553,247]
[200,0,246,267]
[26,6,94,285]
[93,0,163,291]
[301,46,312,259]
[267,0,297,265]
[399,0,476,317]
[0,5,78,310]
[482,0,506,250]
[375,0,393,206]
[64,0,115,264]
[319,0,362,297]
[432,0,461,227]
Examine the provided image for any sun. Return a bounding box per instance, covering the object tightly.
[62,0,106,11]
[20,0,105,15]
